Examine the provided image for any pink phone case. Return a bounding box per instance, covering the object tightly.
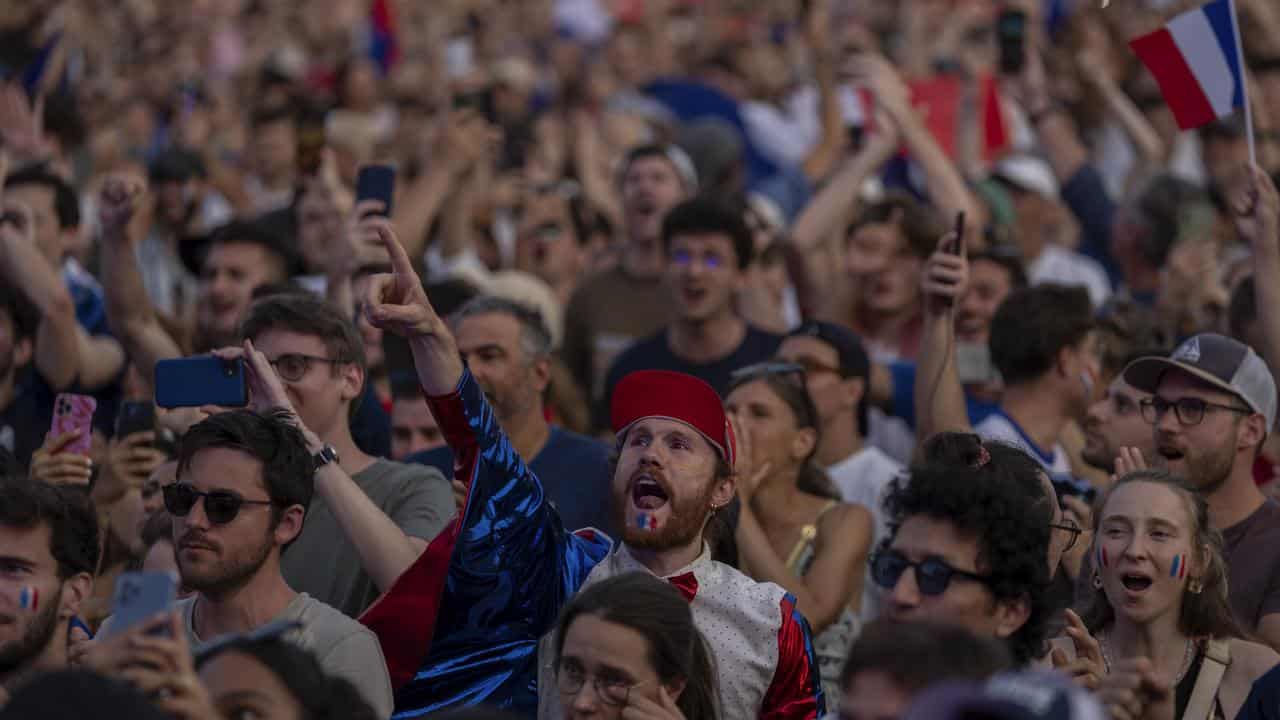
[51,393,97,455]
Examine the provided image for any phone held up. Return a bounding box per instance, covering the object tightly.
[103,571,178,638]
[51,394,97,456]
[997,8,1028,75]
[154,356,249,409]
[356,164,396,218]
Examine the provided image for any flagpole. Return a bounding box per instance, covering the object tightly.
[1227,0,1257,165]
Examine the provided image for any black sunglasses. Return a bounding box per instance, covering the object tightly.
[163,484,275,525]
[870,550,991,596]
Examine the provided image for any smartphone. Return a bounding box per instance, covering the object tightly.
[114,400,156,439]
[355,165,396,217]
[103,571,177,638]
[51,394,97,455]
[997,9,1028,75]
[950,211,967,255]
[296,114,326,178]
[154,356,249,409]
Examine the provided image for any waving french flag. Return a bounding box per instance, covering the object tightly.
[1129,0,1246,131]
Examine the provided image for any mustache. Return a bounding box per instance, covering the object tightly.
[177,531,219,551]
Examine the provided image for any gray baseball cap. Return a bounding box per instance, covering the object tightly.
[1123,333,1277,430]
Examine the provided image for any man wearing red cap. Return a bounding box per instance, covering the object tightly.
[360,218,824,718]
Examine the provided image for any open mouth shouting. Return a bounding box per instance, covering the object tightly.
[631,473,670,512]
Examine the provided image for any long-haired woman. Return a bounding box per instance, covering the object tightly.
[724,362,874,702]
[1083,469,1279,719]
[553,572,719,720]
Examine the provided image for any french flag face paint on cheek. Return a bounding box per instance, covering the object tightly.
[18,586,38,611]
[1097,545,1109,569]
[1171,554,1187,580]
[635,513,659,531]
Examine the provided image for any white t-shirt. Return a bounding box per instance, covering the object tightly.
[828,446,903,621]
[974,409,1073,476]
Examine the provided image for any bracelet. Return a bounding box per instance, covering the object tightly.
[1028,104,1062,126]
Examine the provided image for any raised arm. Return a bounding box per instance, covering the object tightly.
[913,231,972,447]
[98,177,182,390]
[849,55,985,231]
[0,197,80,391]
[1233,165,1280,395]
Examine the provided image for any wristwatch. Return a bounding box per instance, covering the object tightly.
[313,444,340,472]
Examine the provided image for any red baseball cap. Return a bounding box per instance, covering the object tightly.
[611,370,736,467]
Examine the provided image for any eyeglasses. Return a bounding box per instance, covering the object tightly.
[268,353,338,382]
[163,484,276,525]
[870,550,991,596]
[555,662,649,706]
[1139,396,1251,426]
[1051,519,1083,552]
[729,362,819,428]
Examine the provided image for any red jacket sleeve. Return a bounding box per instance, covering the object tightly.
[357,384,478,691]
[760,593,826,719]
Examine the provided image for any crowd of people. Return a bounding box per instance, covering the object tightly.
[5,0,1280,718]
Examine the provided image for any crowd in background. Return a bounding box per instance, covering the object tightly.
[4,0,1280,718]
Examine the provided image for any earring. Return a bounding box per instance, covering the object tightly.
[1187,577,1204,595]
[1092,570,1103,590]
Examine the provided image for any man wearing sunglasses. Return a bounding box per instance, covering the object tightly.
[107,409,394,717]
[1122,333,1280,649]
[360,218,824,718]
[871,448,1055,668]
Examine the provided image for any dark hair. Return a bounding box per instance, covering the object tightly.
[1229,275,1257,341]
[450,295,553,361]
[555,573,719,720]
[847,191,945,260]
[204,220,298,277]
[725,371,839,501]
[885,435,1054,665]
[0,670,170,720]
[177,410,315,523]
[989,284,1095,386]
[3,164,80,229]
[1123,175,1213,267]
[1096,297,1167,380]
[840,619,1013,692]
[0,476,100,579]
[196,636,377,720]
[969,247,1029,291]
[661,197,754,270]
[619,144,696,190]
[1081,469,1242,641]
[251,103,298,129]
[240,293,367,374]
[0,282,39,342]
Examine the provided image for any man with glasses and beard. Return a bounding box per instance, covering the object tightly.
[360,218,824,718]
[1122,333,1280,649]
[94,410,393,717]
[0,478,97,706]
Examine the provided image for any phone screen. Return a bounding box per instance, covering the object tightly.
[997,10,1027,75]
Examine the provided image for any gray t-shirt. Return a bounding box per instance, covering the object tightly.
[103,593,393,718]
[282,459,453,617]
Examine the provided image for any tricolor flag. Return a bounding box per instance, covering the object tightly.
[1129,0,1247,131]
[18,586,38,611]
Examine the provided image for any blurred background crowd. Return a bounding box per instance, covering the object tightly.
[4,0,1280,718]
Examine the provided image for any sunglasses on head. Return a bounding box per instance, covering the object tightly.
[162,484,276,525]
[870,549,992,596]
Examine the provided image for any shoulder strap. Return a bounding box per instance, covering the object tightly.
[1184,638,1232,720]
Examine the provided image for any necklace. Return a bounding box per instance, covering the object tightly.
[1100,631,1197,683]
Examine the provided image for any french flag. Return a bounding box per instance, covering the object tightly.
[1129,0,1246,131]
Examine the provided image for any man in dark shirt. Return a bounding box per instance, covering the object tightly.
[601,197,781,421]
[409,295,614,535]
[1124,334,1280,649]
